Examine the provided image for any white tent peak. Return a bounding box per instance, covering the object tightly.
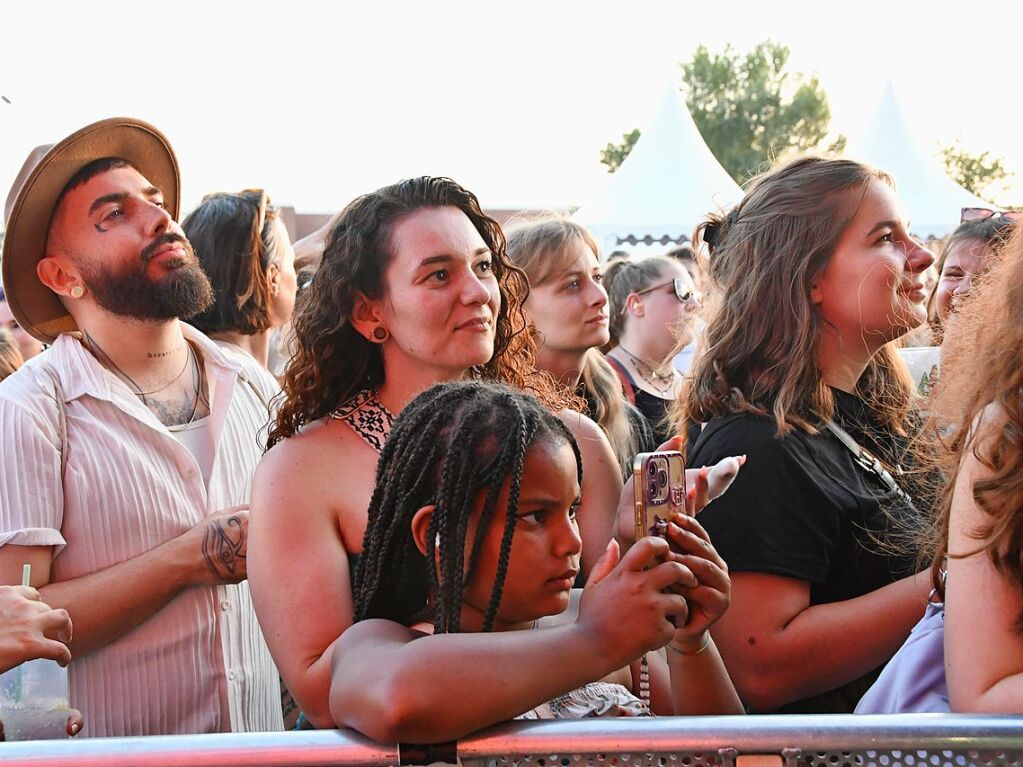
[574,77,742,257]
[846,80,988,238]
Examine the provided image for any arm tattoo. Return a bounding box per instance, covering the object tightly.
[202,515,246,580]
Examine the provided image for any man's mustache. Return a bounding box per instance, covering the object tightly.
[141,233,194,265]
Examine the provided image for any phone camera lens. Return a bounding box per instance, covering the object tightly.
[657,469,668,487]
[648,481,658,498]
[647,462,658,478]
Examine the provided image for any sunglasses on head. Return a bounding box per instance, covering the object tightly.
[631,278,701,307]
[960,207,1023,224]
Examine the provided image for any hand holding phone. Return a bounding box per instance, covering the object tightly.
[633,451,687,543]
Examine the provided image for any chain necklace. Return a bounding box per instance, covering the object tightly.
[616,346,677,396]
[84,330,196,402]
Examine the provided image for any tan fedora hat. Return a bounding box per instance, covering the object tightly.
[1,117,179,343]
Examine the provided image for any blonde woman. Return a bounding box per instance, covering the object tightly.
[505,218,654,477]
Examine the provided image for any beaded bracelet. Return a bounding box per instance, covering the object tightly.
[666,633,711,657]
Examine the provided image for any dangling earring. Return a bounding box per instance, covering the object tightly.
[69,285,85,299]
[372,327,389,342]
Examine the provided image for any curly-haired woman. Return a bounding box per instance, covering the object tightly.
[247,177,623,728]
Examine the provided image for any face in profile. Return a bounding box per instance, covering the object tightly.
[634,262,700,354]
[812,180,934,348]
[524,237,609,355]
[46,165,212,321]
[935,238,989,326]
[370,206,500,376]
[458,436,582,632]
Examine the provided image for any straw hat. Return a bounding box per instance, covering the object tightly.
[1,118,180,343]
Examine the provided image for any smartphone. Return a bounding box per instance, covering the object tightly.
[633,450,687,541]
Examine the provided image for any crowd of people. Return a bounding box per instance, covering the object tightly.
[0,116,1021,742]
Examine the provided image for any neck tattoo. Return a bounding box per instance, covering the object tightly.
[84,331,199,407]
[147,343,184,359]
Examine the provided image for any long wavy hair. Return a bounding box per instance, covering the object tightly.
[503,216,636,473]
[268,177,567,448]
[675,155,917,437]
[927,228,1023,627]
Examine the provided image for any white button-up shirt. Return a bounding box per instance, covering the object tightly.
[0,326,283,736]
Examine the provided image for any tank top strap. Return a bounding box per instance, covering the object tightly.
[330,389,395,453]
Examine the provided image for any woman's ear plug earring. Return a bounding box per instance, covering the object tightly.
[372,327,389,342]
[69,285,85,299]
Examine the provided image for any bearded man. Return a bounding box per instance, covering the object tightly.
[0,119,282,736]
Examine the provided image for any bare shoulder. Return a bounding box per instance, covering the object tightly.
[256,417,372,504]
[260,416,368,471]
[255,415,380,546]
[557,408,604,443]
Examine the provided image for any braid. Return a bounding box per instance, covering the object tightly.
[355,381,583,634]
[434,416,484,633]
[481,397,535,631]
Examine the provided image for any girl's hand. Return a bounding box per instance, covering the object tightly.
[577,538,696,667]
[662,514,730,647]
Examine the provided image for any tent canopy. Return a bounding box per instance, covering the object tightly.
[574,79,742,258]
[845,81,989,239]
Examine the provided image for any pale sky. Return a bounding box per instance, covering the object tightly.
[3,0,1022,217]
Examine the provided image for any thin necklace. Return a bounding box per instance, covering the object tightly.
[84,331,194,399]
[617,346,676,394]
[183,343,206,424]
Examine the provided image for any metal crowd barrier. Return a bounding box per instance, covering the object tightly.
[1,714,1022,767]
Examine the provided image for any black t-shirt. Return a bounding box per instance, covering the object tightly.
[688,389,921,713]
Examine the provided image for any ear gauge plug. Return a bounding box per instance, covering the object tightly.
[69,285,85,299]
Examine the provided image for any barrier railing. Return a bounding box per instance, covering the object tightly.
[1,714,1022,767]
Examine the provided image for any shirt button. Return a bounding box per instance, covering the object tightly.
[227,670,236,681]
[221,601,230,611]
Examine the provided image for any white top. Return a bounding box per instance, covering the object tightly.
[168,416,215,487]
[0,325,282,737]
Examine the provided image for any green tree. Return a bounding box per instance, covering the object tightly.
[940,139,1011,203]
[599,41,839,182]
[600,129,640,174]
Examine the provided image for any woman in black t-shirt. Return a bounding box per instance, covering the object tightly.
[676,156,936,713]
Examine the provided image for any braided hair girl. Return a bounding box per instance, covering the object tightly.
[332,381,742,742]
[355,380,582,633]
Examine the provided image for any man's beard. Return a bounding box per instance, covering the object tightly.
[80,234,214,321]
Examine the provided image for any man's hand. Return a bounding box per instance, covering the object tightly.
[188,507,249,586]
[0,585,72,673]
